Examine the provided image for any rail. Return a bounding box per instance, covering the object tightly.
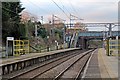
[54,49,93,79]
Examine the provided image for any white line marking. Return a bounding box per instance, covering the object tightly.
[81,49,97,79]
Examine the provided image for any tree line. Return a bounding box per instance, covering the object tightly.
[2,2,64,46]
[2,2,25,43]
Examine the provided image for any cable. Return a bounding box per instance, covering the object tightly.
[70,14,83,20]
[23,0,58,23]
[26,0,51,14]
[67,0,80,18]
[54,15,65,23]
[51,0,70,19]
[58,0,70,14]
[70,2,78,15]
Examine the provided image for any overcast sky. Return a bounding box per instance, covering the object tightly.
[20,0,119,31]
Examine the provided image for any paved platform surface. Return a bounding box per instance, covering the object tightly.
[98,48,118,78]
[83,48,118,79]
[0,48,78,66]
[82,49,101,78]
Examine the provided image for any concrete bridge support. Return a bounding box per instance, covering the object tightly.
[76,37,88,49]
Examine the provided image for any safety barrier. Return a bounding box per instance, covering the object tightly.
[109,40,120,56]
[13,40,29,56]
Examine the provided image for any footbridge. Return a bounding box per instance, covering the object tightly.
[78,31,119,37]
[76,31,120,49]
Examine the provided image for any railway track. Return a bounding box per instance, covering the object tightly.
[3,49,86,79]
[54,52,91,80]
[3,49,95,80]
[34,49,94,79]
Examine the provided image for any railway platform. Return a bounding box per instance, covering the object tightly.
[1,48,119,79]
[1,48,78,65]
[82,48,118,79]
[0,48,79,75]
[98,48,118,78]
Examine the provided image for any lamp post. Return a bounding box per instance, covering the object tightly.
[62,27,66,49]
[55,40,58,50]
[47,36,49,51]
[104,23,113,56]
[35,21,41,37]
[54,15,66,49]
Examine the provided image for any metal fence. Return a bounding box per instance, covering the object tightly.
[13,40,29,56]
[109,39,120,56]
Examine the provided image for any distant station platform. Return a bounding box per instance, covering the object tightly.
[1,48,79,66]
[83,48,118,79]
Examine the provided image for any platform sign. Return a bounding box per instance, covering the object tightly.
[7,37,14,41]
[116,36,118,40]
[6,37,14,58]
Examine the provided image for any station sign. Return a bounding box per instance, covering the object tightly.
[7,37,14,41]
[116,36,118,40]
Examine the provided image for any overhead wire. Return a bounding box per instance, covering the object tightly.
[56,0,83,22]
[26,0,51,15]
[21,0,58,23]
[58,0,70,15]
[69,1,79,16]
[67,0,83,20]
[23,0,67,23]
[1,1,68,23]
[51,0,70,19]
[1,1,73,22]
